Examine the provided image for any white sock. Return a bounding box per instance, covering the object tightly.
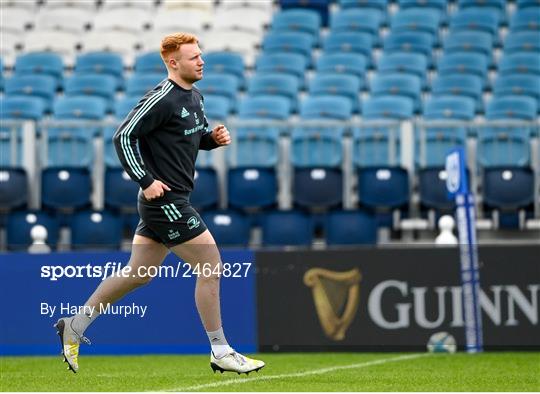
[71,307,100,336]
[207,327,232,358]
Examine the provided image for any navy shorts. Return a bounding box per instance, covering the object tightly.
[135,190,207,247]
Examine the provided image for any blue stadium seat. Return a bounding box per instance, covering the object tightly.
[437,52,488,78]
[499,52,540,75]
[64,74,117,109]
[353,127,402,167]
[339,0,388,12]
[316,53,368,79]
[383,31,434,56]
[416,124,468,167]
[362,95,414,119]
[5,74,56,112]
[75,51,124,89]
[292,128,344,167]
[424,95,476,120]
[238,95,291,119]
[70,210,123,250]
[330,8,383,35]
[280,0,331,27]
[255,53,307,84]
[0,167,27,210]
[357,167,410,211]
[0,130,23,167]
[398,0,447,12]
[517,0,540,8]
[450,7,500,36]
[323,32,374,57]
[510,7,540,31]
[203,51,245,87]
[6,211,60,251]
[444,30,493,57]
[125,73,164,97]
[293,167,343,209]
[203,94,232,120]
[325,210,377,245]
[41,167,92,210]
[504,31,540,52]
[431,74,483,112]
[14,52,64,88]
[486,95,537,120]
[458,0,505,12]
[309,74,361,113]
[195,73,239,111]
[493,75,540,101]
[46,128,93,167]
[0,96,46,120]
[247,73,299,112]
[377,52,428,80]
[134,51,167,74]
[418,167,456,212]
[103,126,121,167]
[191,168,219,210]
[291,93,347,216]
[231,128,280,167]
[391,8,442,35]
[271,9,322,38]
[371,73,422,113]
[104,167,139,210]
[262,32,314,61]
[53,96,107,120]
[261,210,313,247]
[477,129,530,167]
[299,95,353,120]
[201,210,251,246]
[483,167,534,211]
[227,167,278,210]
[114,96,139,119]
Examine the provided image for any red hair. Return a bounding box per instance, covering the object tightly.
[160,32,199,61]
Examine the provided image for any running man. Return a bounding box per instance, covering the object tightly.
[54,33,264,375]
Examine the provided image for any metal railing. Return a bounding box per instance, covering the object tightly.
[1,118,539,219]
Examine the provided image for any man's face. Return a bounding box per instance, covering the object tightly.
[169,43,204,83]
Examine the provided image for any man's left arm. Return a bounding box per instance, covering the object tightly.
[199,119,231,150]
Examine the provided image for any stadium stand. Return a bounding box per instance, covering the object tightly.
[1,0,539,250]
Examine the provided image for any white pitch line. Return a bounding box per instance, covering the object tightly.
[166,353,428,392]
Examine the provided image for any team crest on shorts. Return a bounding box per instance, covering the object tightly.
[187,216,201,230]
[168,229,181,240]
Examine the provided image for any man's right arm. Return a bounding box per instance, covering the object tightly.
[113,84,174,190]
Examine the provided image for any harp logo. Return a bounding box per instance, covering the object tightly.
[303,268,361,341]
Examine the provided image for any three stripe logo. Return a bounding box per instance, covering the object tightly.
[181,107,190,118]
[161,204,182,222]
[120,81,174,180]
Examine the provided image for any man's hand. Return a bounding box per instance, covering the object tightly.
[211,124,231,146]
[143,180,171,200]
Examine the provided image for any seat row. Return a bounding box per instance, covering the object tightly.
[2,208,379,251]
[0,163,536,231]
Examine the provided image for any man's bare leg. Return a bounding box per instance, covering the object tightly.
[55,235,168,372]
[84,235,169,311]
[170,230,264,374]
[170,230,222,332]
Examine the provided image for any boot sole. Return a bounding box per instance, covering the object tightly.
[53,319,77,374]
[210,362,264,375]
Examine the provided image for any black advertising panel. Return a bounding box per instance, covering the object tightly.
[256,246,540,351]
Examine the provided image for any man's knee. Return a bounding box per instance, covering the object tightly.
[196,262,222,282]
[121,266,154,287]
[131,274,154,287]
